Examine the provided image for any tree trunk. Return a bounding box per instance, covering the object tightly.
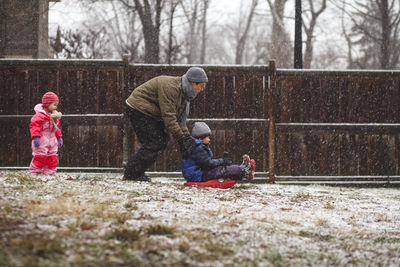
[167,1,179,64]
[302,0,327,68]
[235,0,258,64]
[267,0,291,68]
[133,0,163,63]
[379,0,390,69]
[200,0,209,64]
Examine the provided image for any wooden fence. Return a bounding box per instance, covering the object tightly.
[1,59,399,184]
[272,69,400,184]
[0,59,270,174]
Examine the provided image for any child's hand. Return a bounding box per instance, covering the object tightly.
[33,137,40,147]
[57,137,63,148]
[51,111,62,120]
[221,158,232,166]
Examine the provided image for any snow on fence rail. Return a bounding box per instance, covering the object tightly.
[1,59,400,185]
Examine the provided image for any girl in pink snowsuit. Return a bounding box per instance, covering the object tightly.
[29,92,63,175]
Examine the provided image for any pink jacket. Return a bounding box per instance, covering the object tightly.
[30,104,62,140]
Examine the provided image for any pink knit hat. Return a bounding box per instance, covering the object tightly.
[42,92,59,107]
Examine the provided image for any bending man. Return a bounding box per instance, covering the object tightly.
[124,67,208,182]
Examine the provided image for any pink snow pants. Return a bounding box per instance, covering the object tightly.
[29,131,59,175]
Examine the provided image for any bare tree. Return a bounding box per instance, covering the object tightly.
[82,1,144,62]
[49,26,112,59]
[116,0,164,63]
[302,0,327,68]
[200,0,209,64]
[165,0,181,64]
[235,0,259,64]
[266,0,292,68]
[337,0,400,69]
[179,0,210,63]
[181,0,199,63]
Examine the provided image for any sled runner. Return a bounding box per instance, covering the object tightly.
[184,178,237,189]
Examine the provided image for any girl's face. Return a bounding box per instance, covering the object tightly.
[46,102,59,113]
[201,136,210,144]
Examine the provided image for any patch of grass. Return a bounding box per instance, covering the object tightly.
[185,229,213,241]
[124,202,138,210]
[26,197,84,216]
[231,184,254,190]
[298,230,333,241]
[324,202,335,210]
[374,236,400,244]
[264,250,283,265]
[316,218,328,227]
[170,183,186,190]
[178,241,190,252]
[0,235,64,264]
[299,230,314,238]
[216,196,233,201]
[127,191,142,198]
[205,242,233,254]
[106,228,141,242]
[146,224,176,236]
[282,219,301,226]
[115,212,130,224]
[291,192,312,202]
[79,221,97,231]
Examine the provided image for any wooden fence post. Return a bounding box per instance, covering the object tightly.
[268,60,276,183]
[122,55,130,167]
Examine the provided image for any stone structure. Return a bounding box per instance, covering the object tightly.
[0,0,58,58]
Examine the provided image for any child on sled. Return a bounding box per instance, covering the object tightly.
[181,122,255,182]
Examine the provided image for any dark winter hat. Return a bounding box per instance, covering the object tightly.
[42,92,59,107]
[192,122,211,138]
[185,67,208,83]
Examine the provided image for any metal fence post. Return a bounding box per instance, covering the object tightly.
[268,60,276,183]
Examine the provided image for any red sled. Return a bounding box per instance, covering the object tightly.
[184,178,237,189]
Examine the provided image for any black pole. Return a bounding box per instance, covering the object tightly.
[294,0,302,69]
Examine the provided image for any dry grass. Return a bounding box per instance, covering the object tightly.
[1,171,400,266]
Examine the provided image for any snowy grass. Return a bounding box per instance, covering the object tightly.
[1,171,400,266]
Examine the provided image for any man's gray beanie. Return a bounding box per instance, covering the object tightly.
[186,67,208,83]
[192,122,211,138]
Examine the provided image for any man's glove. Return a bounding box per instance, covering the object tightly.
[221,158,232,166]
[33,137,40,147]
[179,135,196,159]
[57,137,63,148]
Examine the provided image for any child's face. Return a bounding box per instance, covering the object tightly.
[46,102,59,113]
[201,136,210,144]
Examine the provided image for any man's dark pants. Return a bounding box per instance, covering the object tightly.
[125,105,169,179]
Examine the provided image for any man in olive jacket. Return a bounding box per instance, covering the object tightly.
[124,67,208,181]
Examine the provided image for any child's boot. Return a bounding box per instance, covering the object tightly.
[242,156,256,181]
[241,154,250,168]
[249,159,256,180]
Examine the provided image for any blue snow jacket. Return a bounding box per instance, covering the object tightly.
[181,139,224,182]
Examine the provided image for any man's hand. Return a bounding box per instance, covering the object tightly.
[179,135,196,159]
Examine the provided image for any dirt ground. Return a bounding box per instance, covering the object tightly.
[1,171,399,266]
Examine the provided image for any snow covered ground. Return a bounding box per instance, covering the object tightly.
[1,171,399,266]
